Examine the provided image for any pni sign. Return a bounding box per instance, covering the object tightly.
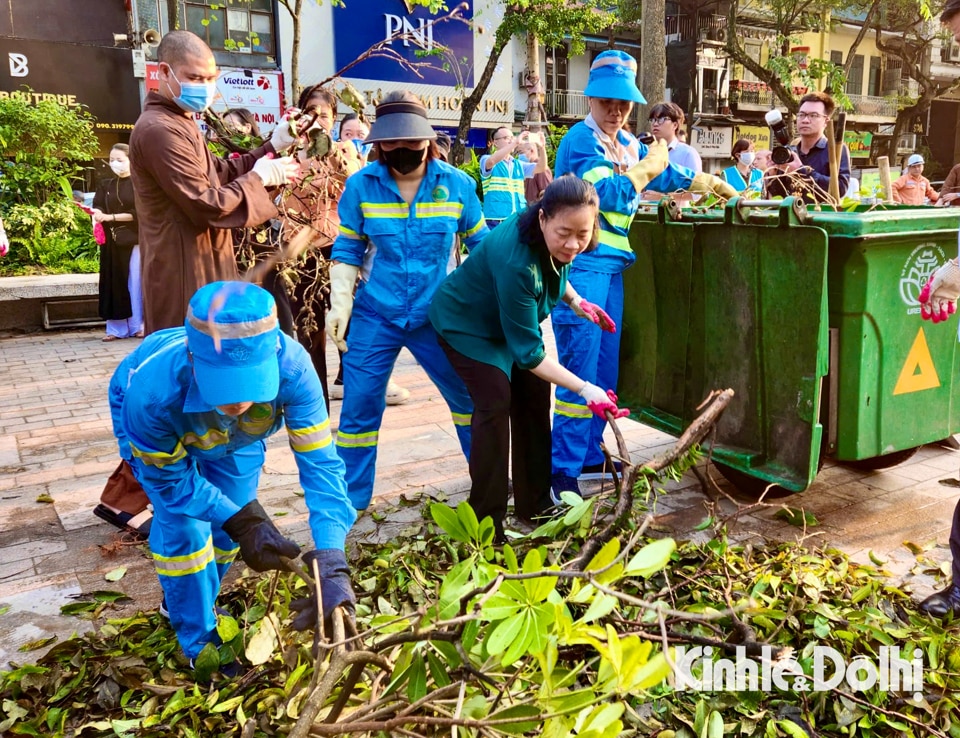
[333,0,474,87]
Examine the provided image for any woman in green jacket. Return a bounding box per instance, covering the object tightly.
[429,176,628,540]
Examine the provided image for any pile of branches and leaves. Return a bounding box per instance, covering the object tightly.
[2,390,959,737]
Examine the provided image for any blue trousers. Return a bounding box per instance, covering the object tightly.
[137,441,263,658]
[336,302,472,509]
[551,269,624,477]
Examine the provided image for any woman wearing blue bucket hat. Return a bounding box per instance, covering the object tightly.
[549,50,737,501]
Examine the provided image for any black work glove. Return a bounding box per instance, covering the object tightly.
[291,549,356,632]
[222,500,301,572]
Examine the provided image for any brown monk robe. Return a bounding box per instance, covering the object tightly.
[129,92,279,334]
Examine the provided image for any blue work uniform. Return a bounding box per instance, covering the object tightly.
[480,155,534,225]
[550,114,698,479]
[721,164,763,193]
[109,328,355,658]
[332,158,488,509]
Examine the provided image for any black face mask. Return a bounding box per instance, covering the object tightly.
[383,146,426,174]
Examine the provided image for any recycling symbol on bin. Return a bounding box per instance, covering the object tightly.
[900,244,945,309]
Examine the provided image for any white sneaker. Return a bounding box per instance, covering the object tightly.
[386,382,410,405]
[328,382,344,400]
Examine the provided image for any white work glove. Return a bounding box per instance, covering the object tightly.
[919,259,960,323]
[269,112,299,153]
[325,262,360,352]
[252,155,298,188]
[578,382,630,421]
[624,139,670,192]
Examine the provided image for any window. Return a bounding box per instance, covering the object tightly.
[868,56,881,96]
[741,39,762,82]
[184,0,274,55]
[829,50,842,67]
[845,53,864,96]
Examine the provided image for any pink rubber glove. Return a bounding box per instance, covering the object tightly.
[571,296,617,333]
[919,260,960,323]
[579,383,630,420]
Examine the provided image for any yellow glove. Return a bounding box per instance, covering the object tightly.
[690,173,738,200]
[325,262,360,352]
[624,139,670,192]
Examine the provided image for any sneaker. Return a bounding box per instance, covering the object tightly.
[579,461,624,481]
[385,381,410,406]
[550,473,583,507]
[328,382,344,400]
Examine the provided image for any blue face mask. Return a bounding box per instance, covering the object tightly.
[517,154,529,163]
[167,68,217,113]
[351,139,373,159]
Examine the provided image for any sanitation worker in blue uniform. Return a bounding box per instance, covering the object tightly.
[480,127,547,228]
[549,50,737,501]
[109,281,356,672]
[327,92,488,510]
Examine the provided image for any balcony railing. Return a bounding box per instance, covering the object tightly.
[664,13,728,43]
[847,93,898,118]
[729,81,807,109]
[546,89,591,119]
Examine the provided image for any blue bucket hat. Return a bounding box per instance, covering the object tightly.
[583,50,645,104]
[185,281,280,407]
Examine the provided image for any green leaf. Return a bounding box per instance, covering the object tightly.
[455,501,480,540]
[216,614,241,643]
[18,636,56,652]
[624,538,676,578]
[487,704,541,735]
[580,593,618,623]
[430,503,469,542]
[707,711,724,738]
[245,613,279,665]
[406,654,427,702]
[775,507,819,528]
[192,644,220,683]
[104,566,126,582]
[487,613,525,655]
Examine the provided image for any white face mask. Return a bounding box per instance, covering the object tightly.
[739,152,756,167]
[109,160,130,177]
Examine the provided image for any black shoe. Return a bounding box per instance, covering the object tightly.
[579,461,624,481]
[919,584,960,618]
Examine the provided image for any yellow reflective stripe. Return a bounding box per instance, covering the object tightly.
[361,202,409,218]
[554,399,592,419]
[582,165,614,184]
[181,428,230,451]
[484,177,524,193]
[214,544,239,565]
[463,218,486,237]
[153,537,215,577]
[287,419,333,453]
[339,224,364,240]
[336,430,379,448]
[602,209,633,229]
[451,412,472,427]
[597,229,632,253]
[416,202,464,219]
[131,441,188,468]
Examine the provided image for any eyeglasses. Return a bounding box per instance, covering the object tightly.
[494,134,514,142]
[649,116,674,125]
[797,112,827,121]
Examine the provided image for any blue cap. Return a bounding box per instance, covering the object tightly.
[583,50,645,104]
[185,282,280,407]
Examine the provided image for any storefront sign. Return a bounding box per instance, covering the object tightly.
[146,63,284,133]
[691,126,733,157]
[736,125,772,149]
[342,79,512,125]
[0,38,141,133]
[844,130,873,158]
[333,0,474,87]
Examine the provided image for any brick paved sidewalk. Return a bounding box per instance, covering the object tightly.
[1,326,957,668]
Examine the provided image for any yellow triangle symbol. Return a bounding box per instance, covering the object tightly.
[893,327,940,395]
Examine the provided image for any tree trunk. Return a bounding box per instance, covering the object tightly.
[278,0,303,105]
[836,0,882,91]
[639,0,665,123]
[450,9,516,165]
[525,32,543,126]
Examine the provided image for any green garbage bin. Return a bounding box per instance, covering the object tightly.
[619,198,960,494]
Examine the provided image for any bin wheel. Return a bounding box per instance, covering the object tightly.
[841,446,920,471]
[711,462,799,500]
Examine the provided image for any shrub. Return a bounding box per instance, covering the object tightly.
[0,92,99,275]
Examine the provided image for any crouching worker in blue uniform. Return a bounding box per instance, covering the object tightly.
[327,92,488,510]
[109,281,357,675]
[429,176,629,542]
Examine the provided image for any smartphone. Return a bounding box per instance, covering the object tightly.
[525,131,544,146]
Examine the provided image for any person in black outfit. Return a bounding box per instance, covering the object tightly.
[93,144,142,340]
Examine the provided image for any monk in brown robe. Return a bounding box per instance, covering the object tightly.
[95,30,298,537]
[129,30,298,334]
